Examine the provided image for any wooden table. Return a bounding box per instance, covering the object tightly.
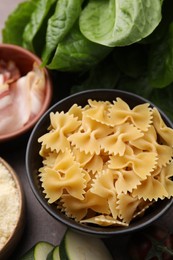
[1,2,173,259]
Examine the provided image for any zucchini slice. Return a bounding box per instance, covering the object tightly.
[59,229,113,260]
[20,241,54,260]
[47,246,60,260]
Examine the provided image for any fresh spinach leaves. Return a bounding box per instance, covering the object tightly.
[42,0,82,65]
[149,22,173,88]
[23,0,56,53]
[47,22,112,71]
[2,0,173,119]
[2,0,38,46]
[79,0,162,47]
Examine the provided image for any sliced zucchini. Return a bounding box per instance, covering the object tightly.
[20,241,54,260]
[47,246,60,260]
[59,229,113,260]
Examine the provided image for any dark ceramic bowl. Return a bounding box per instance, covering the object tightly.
[26,89,173,237]
[0,43,53,142]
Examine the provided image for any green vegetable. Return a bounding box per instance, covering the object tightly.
[47,22,112,71]
[20,241,54,260]
[42,0,82,65]
[79,0,162,47]
[19,230,113,259]
[47,246,60,260]
[150,84,173,121]
[2,0,173,120]
[2,0,38,46]
[59,229,113,260]
[149,22,173,88]
[23,0,56,53]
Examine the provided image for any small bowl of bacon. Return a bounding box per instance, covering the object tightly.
[26,89,173,237]
[0,43,52,142]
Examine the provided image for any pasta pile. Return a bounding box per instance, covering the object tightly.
[38,98,173,227]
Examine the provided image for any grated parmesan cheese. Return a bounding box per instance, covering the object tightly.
[0,162,20,250]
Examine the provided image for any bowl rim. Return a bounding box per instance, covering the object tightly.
[0,43,53,142]
[26,89,173,236]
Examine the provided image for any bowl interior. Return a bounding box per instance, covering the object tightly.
[0,44,52,142]
[26,89,173,236]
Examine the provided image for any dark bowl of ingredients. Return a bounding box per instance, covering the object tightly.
[26,89,173,237]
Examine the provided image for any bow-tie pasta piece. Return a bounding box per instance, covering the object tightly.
[84,99,112,125]
[114,169,141,195]
[80,215,128,227]
[39,149,87,202]
[61,191,110,221]
[158,162,173,198]
[72,147,93,167]
[132,200,154,220]
[38,111,81,152]
[100,122,143,156]
[84,154,104,173]
[68,116,113,155]
[132,175,168,201]
[153,107,173,146]
[117,193,143,224]
[130,126,173,167]
[68,104,84,121]
[91,169,119,219]
[109,98,152,131]
[109,145,158,179]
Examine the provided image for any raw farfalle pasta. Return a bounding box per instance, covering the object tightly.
[100,122,143,156]
[108,98,153,131]
[38,112,81,153]
[38,98,173,227]
[61,190,110,221]
[130,126,173,167]
[84,99,112,125]
[39,149,87,202]
[109,146,158,180]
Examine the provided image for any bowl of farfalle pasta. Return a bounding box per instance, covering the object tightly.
[26,89,173,237]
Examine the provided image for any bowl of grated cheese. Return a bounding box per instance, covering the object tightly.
[0,157,25,259]
[0,43,53,142]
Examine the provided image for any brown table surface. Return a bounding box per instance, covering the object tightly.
[1,1,173,259]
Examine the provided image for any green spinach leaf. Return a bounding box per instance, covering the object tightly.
[23,0,56,52]
[42,0,82,65]
[2,0,38,46]
[79,0,162,47]
[47,22,112,71]
[140,0,173,44]
[149,22,173,88]
[150,84,173,121]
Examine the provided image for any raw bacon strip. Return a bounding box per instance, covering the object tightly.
[0,60,20,84]
[0,62,45,135]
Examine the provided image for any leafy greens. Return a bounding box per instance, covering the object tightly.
[42,0,82,65]
[2,0,173,120]
[79,0,162,47]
